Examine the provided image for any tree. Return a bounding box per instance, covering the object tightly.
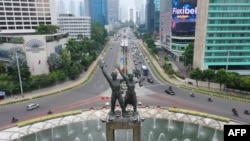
[225,72,240,90]
[189,68,202,87]
[239,76,250,91]
[202,68,215,89]
[215,69,227,91]
[47,53,62,72]
[182,43,194,66]
[35,25,59,34]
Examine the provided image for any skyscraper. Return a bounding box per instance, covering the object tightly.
[87,0,107,26]
[193,0,250,75]
[69,0,76,16]
[160,0,197,61]
[79,1,85,17]
[145,0,155,34]
[0,0,57,34]
[57,0,66,16]
[107,0,119,24]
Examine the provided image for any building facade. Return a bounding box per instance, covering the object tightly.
[87,0,107,26]
[0,0,57,34]
[107,0,119,24]
[193,0,250,75]
[0,33,68,75]
[79,1,85,17]
[154,0,160,34]
[160,0,197,61]
[57,14,91,40]
[145,0,155,34]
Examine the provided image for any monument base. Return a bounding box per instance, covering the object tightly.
[106,110,141,141]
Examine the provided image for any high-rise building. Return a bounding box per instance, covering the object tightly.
[154,0,160,34]
[160,0,197,61]
[128,6,135,22]
[57,0,66,16]
[0,0,57,34]
[107,0,119,24]
[69,0,76,16]
[58,14,91,40]
[86,0,107,26]
[145,0,155,34]
[193,0,250,75]
[84,0,90,17]
[79,1,85,17]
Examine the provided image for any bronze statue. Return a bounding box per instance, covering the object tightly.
[117,65,142,116]
[99,62,125,117]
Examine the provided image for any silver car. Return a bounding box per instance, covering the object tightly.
[27,103,40,111]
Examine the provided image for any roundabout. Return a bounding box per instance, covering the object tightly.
[0,106,242,141]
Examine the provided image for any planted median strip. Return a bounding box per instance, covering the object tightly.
[168,107,230,122]
[17,110,82,127]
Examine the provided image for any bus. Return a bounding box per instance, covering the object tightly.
[141,65,148,76]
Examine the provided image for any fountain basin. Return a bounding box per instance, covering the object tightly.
[0,107,242,141]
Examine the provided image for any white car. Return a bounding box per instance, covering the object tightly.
[27,103,40,111]
[137,102,142,106]
[105,102,110,106]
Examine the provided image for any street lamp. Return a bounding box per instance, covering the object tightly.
[16,53,23,97]
[226,51,231,71]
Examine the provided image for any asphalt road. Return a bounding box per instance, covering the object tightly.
[0,29,249,130]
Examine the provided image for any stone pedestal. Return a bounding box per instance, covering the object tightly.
[106,111,141,141]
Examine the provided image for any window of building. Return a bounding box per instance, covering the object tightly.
[6,12,13,15]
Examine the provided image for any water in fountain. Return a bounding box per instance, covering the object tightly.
[148,131,153,141]
[102,133,106,141]
[15,118,223,141]
[97,118,101,131]
[75,137,81,141]
[157,133,166,141]
[153,117,157,129]
[88,134,93,141]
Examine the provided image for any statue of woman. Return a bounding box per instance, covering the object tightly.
[116,65,142,116]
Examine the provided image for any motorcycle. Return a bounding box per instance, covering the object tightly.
[12,117,18,123]
[190,93,195,97]
[208,98,212,102]
[232,108,238,116]
[47,110,53,115]
[244,110,249,115]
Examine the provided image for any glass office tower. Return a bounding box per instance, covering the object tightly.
[193,0,250,75]
[89,0,107,26]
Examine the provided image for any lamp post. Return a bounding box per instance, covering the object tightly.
[16,53,23,97]
[226,51,230,71]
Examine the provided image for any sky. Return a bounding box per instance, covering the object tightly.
[57,0,146,21]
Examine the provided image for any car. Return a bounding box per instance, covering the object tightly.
[147,77,154,83]
[105,102,110,106]
[164,89,175,95]
[27,103,39,111]
[137,102,142,105]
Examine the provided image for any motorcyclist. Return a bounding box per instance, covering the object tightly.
[12,117,18,122]
[48,109,52,114]
[208,97,212,102]
[190,93,195,97]
[232,107,238,116]
[244,109,249,115]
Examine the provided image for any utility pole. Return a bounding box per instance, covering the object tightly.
[16,53,23,97]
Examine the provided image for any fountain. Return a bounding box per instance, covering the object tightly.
[4,107,226,141]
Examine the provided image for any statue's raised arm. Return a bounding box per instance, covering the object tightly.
[99,62,113,87]
[116,64,128,83]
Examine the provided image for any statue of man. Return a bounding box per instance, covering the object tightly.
[99,62,125,117]
[117,65,142,116]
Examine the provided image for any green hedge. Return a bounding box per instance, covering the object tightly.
[17,110,82,127]
[169,107,230,122]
